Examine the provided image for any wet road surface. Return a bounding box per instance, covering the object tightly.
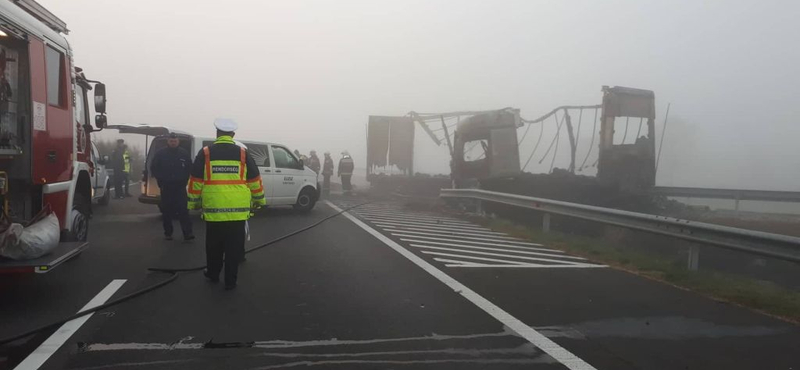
[1,193,798,369]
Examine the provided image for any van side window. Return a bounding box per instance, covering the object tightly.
[272,146,300,169]
[45,46,66,107]
[248,144,270,167]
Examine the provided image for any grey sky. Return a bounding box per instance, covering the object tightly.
[40,0,800,190]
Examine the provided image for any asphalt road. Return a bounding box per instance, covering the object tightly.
[1,192,798,369]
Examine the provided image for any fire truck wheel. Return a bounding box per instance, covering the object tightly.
[69,194,90,242]
[98,184,111,206]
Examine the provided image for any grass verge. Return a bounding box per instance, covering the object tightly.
[481,218,800,323]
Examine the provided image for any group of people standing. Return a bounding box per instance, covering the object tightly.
[294,150,355,195]
[109,121,356,290]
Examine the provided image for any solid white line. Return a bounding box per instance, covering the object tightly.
[387,230,537,245]
[433,257,547,268]
[350,206,470,218]
[364,215,490,228]
[398,238,562,254]
[420,251,530,265]
[375,223,506,236]
[431,258,488,267]
[445,263,608,269]
[15,279,127,370]
[363,218,490,231]
[355,212,474,225]
[411,245,594,266]
[356,213,486,227]
[325,201,597,370]
[394,233,548,249]
[406,242,586,260]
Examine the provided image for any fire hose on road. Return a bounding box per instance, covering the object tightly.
[0,202,370,346]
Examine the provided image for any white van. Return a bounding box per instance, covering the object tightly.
[89,141,112,206]
[107,125,320,212]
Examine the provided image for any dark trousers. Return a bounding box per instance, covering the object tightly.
[123,172,131,195]
[205,221,246,286]
[322,175,331,196]
[341,175,352,192]
[114,173,124,198]
[160,184,193,237]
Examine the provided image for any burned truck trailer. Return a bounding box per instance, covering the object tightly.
[366,86,658,203]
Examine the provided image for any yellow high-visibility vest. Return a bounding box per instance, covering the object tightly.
[187,136,266,221]
[123,150,131,174]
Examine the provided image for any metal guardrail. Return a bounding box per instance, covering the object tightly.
[652,186,800,210]
[440,189,800,264]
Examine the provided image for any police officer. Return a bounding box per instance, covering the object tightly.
[338,151,354,195]
[321,152,334,197]
[111,139,127,199]
[122,145,132,197]
[188,119,266,290]
[151,133,194,241]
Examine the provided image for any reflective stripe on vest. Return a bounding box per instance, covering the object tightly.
[200,139,252,221]
[123,150,131,173]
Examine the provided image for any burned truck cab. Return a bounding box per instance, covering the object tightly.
[452,109,521,188]
[597,86,657,192]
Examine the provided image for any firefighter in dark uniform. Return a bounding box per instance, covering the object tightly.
[338,151,354,195]
[151,133,194,241]
[308,150,321,174]
[188,119,266,290]
[322,152,334,197]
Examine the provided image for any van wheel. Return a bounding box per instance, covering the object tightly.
[293,188,317,213]
[69,194,90,242]
[98,181,111,206]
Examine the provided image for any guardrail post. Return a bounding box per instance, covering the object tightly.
[475,199,484,216]
[542,213,551,233]
[687,244,700,271]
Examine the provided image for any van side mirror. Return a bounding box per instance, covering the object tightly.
[100,155,110,165]
[298,159,305,169]
[94,83,107,114]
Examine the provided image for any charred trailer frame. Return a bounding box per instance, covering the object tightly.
[451,109,521,188]
[597,86,656,191]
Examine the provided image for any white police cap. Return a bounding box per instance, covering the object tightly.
[214,118,238,133]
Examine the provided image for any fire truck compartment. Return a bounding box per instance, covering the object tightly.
[0,241,87,273]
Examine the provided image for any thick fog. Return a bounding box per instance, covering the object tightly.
[41,0,800,191]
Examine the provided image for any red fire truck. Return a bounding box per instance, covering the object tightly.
[0,0,108,273]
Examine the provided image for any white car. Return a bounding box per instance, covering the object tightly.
[90,141,112,206]
[107,125,320,212]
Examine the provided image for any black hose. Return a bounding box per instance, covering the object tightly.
[0,202,369,346]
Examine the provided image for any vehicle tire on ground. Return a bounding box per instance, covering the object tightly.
[98,180,111,206]
[293,187,317,213]
[68,194,90,242]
